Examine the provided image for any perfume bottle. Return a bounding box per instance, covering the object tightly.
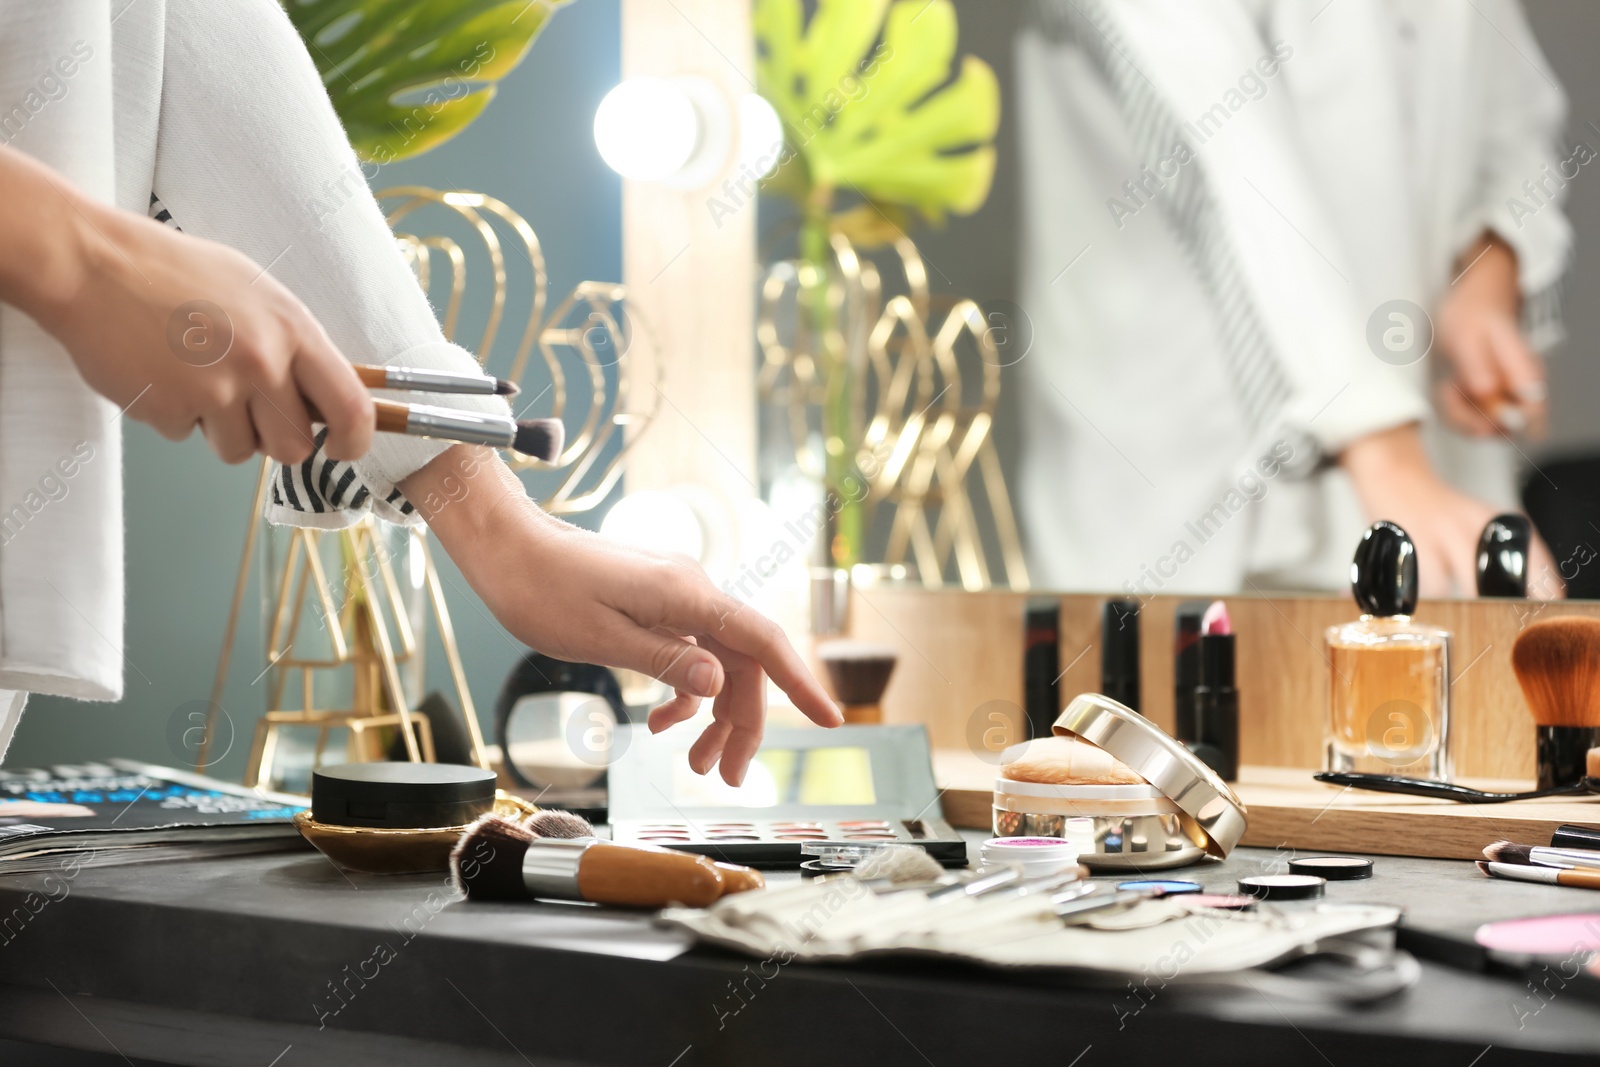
[1324,521,1452,779]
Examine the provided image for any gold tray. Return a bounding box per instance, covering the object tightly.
[295,791,539,874]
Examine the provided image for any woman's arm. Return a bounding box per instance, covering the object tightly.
[402,445,843,786]
[0,141,374,463]
[151,0,508,499]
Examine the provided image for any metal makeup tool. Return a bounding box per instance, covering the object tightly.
[1054,885,1161,925]
[1313,771,1600,803]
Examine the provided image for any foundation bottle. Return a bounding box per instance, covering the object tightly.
[1324,521,1452,779]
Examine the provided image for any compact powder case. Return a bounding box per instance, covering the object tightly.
[297,762,531,875]
[311,762,497,829]
[992,693,1249,871]
[992,779,1207,870]
[1239,874,1327,900]
[1289,856,1374,881]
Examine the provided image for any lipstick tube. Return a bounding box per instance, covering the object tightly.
[1194,631,1238,781]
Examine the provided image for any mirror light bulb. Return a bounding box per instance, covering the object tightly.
[737,93,784,178]
[593,77,700,182]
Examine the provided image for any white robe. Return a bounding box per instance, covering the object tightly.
[1015,0,1571,595]
[0,0,508,754]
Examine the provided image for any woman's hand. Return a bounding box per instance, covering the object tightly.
[405,447,842,786]
[1433,232,1547,439]
[0,144,373,464]
[1341,423,1561,598]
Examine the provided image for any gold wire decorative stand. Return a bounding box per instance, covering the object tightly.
[757,233,1028,591]
[202,188,659,788]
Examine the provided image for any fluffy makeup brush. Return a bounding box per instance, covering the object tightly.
[450,813,752,908]
[1483,840,1600,871]
[1511,617,1600,789]
[817,641,898,725]
[525,809,595,839]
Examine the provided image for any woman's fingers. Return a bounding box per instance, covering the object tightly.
[200,403,259,464]
[606,615,724,698]
[1484,321,1549,438]
[292,326,373,461]
[690,594,841,727]
[1435,381,1501,436]
[247,387,317,465]
[647,690,702,733]
[687,717,732,776]
[1528,532,1566,600]
[703,638,767,786]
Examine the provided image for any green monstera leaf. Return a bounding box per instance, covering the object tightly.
[283,0,570,163]
[755,0,998,223]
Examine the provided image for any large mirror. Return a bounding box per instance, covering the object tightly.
[859,0,1600,601]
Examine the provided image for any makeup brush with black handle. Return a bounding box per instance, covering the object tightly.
[1513,616,1600,790]
[817,640,898,725]
[1312,771,1599,802]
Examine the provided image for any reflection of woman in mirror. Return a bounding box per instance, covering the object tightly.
[1016,0,1567,598]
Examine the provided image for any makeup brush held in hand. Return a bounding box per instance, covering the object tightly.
[1512,617,1600,789]
[352,363,519,397]
[817,641,898,725]
[308,399,564,461]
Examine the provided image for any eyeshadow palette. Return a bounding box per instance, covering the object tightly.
[607,724,967,869]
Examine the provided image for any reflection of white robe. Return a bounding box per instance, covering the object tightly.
[1015,0,1570,595]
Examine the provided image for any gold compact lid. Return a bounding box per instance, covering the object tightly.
[1052,693,1248,857]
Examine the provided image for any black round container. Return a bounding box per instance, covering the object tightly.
[311,762,496,829]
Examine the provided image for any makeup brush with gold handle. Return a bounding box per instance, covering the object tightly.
[368,399,563,461]
[1478,860,1600,890]
[351,362,519,397]
[450,814,764,908]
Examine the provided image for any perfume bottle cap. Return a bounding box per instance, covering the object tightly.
[1351,521,1418,616]
[1476,513,1531,597]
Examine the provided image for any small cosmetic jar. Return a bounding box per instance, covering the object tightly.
[296,762,534,874]
[992,693,1249,872]
[992,780,1206,871]
[979,836,1081,878]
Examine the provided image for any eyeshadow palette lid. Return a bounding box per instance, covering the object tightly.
[1052,693,1247,858]
[608,723,943,822]
[311,762,496,829]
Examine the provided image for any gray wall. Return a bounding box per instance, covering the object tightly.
[4,0,621,775]
[1525,0,1600,457]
